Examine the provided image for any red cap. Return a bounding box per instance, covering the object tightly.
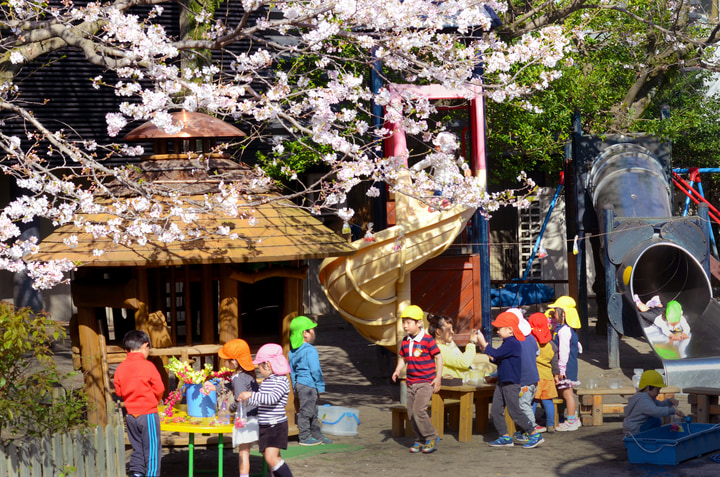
[491,312,525,341]
[528,312,552,344]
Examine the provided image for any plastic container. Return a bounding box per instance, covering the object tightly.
[217,399,230,425]
[463,369,486,386]
[623,421,720,465]
[320,405,360,436]
[185,383,217,418]
[632,369,643,389]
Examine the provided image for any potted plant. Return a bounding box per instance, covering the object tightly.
[163,357,233,418]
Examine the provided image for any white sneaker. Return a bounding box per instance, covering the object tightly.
[556,419,582,431]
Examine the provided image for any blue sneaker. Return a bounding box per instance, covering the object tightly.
[489,435,514,447]
[513,431,529,443]
[523,433,544,449]
[299,437,322,446]
[409,442,424,453]
[321,436,333,444]
[422,437,440,454]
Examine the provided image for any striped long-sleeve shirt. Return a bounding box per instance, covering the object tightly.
[247,373,289,425]
[399,332,440,385]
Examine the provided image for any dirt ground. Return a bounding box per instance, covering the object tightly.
[54,305,720,476]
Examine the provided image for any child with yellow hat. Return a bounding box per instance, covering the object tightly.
[288,315,332,446]
[623,370,683,435]
[217,339,259,477]
[391,305,444,454]
[546,296,582,432]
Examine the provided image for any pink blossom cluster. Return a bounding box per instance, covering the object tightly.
[0,0,571,290]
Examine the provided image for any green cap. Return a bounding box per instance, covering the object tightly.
[290,315,317,349]
[666,301,682,323]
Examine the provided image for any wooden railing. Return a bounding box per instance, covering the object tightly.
[0,402,126,477]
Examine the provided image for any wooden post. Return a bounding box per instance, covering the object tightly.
[134,267,149,333]
[170,267,177,345]
[282,273,304,434]
[77,306,106,426]
[201,265,214,344]
[184,265,192,346]
[218,265,239,344]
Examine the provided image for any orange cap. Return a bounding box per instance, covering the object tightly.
[218,339,254,371]
[491,312,525,341]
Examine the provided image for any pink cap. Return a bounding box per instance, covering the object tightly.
[253,343,291,375]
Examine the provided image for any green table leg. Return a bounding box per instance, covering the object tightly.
[218,433,223,477]
[189,433,194,477]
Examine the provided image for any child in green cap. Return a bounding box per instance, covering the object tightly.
[288,315,332,446]
[636,297,691,359]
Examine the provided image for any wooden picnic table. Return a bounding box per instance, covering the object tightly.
[430,383,496,442]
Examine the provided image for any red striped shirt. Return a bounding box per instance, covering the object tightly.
[399,333,440,384]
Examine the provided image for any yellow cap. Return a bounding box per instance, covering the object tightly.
[400,305,424,321]
[639,370,666,389]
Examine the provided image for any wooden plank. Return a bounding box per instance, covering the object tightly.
[696,394,710,423]
[115,422,126,477]
[52,434,63,476]
[0,444,7,477]
[458,391,473,442]
[41,436,53,476]
[16,442,30,477]
[95,426,106,474]
[218,266,239,344]
[62,432,73,476]
[28,439,40,477]
[77,306,106,426]
[683,387,720,396]
[592,395,603,426]
[201,265,214,343]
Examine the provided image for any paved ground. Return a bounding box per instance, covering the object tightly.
[154,306,720,477]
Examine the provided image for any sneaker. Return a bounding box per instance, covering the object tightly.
[299,437,322,446]
[489,436,514,447]
[523,433,545,449]
[422,437,440,454]
[513,431,529,443]
[321,436,333,444]
[546,425,555,433]
[535,425,547,433]
[409,442,424,453]
[556,419,582,432]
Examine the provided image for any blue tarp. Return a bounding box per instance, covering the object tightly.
[491,283,555,307]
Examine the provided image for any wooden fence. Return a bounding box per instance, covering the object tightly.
[0,402,126,477]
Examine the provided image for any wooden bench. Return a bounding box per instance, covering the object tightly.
[390,399,461,438]
[505,397,564,435]
[685,387,720,423]
[577,386,680,426]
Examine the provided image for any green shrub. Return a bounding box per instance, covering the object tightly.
[0,302,88,444]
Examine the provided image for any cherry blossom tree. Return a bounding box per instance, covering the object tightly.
[0,0,575,289]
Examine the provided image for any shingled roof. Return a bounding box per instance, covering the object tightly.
[33,193,354,267]
[34,111,354,267]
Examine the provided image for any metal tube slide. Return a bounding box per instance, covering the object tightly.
[588,141,720,387]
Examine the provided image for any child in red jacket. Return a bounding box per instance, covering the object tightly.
[114,330,165,477]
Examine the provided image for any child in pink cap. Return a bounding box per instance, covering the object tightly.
[239,343,294,477]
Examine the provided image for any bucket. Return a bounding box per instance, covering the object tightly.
[185,383,217,418]
[320,405,360,436]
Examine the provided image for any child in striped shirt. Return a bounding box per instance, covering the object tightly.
[391,305,443,454]
[239,343,293,477]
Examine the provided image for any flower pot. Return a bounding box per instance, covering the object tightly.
[184,383,217,418]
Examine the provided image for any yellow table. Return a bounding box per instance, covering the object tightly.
[159,405,233,477]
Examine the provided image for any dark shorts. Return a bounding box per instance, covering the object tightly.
[258,420,289,452]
